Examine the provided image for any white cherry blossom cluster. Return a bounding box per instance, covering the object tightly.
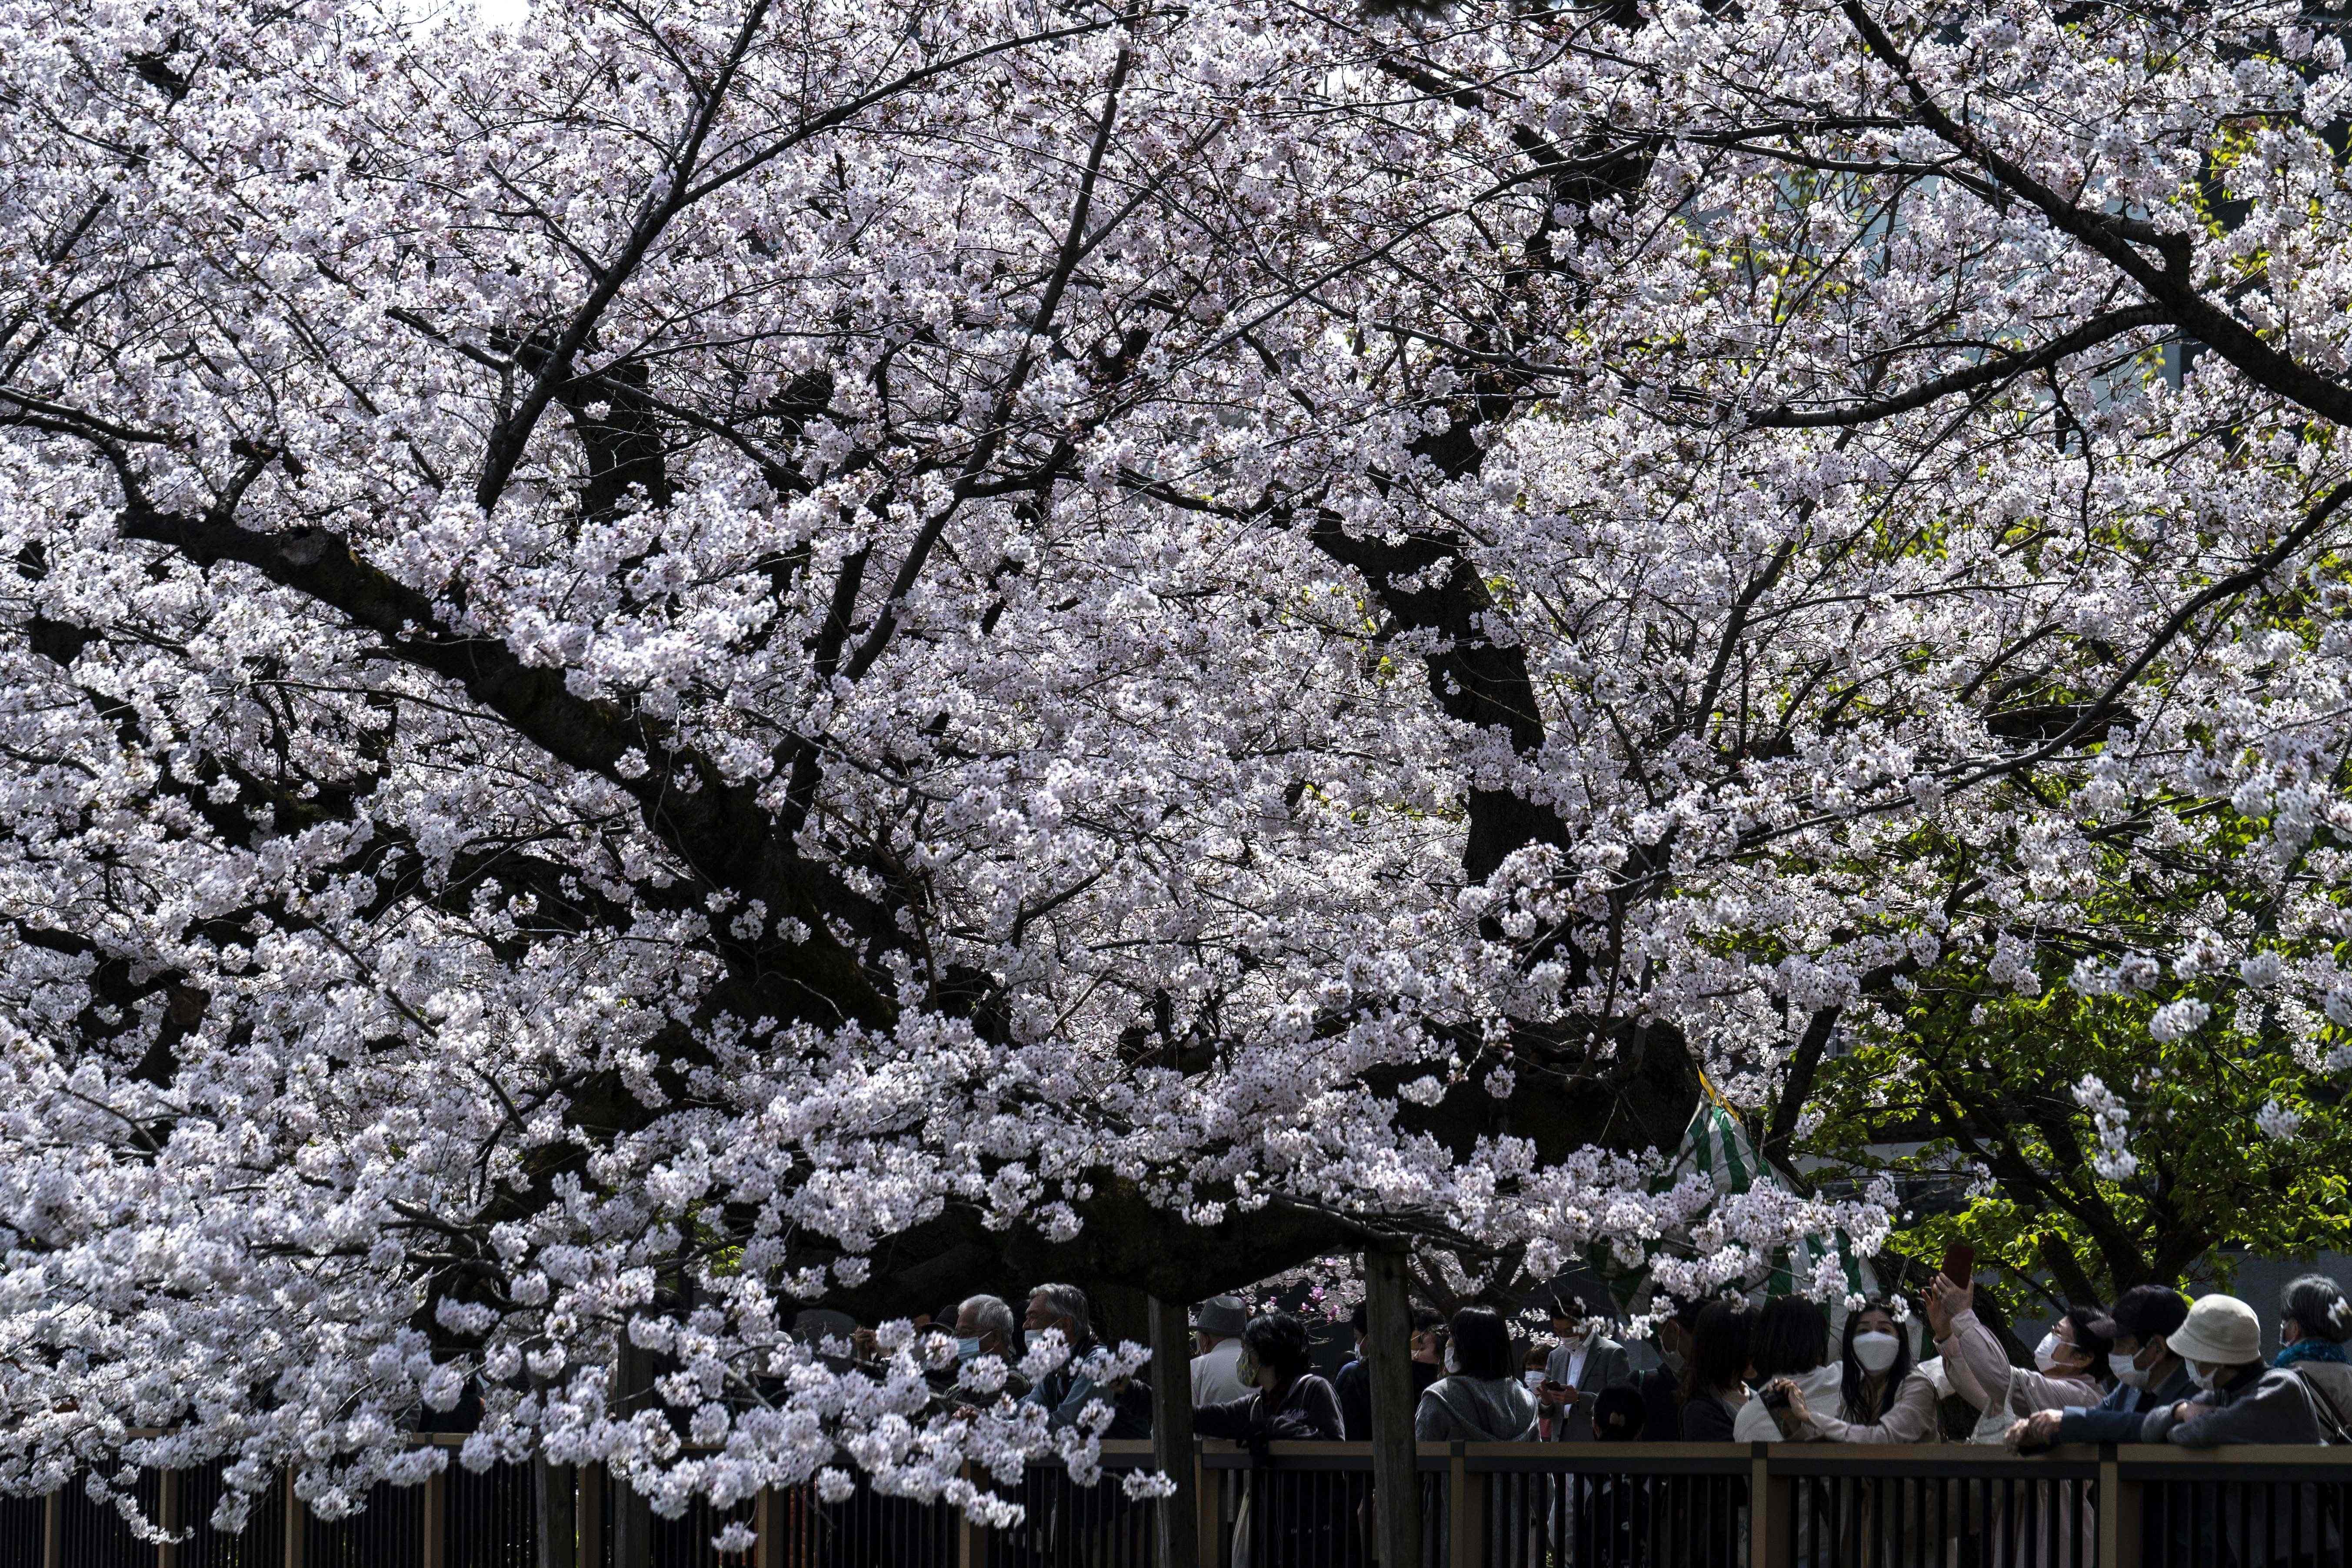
[3,0,2352,1540]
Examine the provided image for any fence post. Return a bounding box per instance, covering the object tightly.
[536,1459,577,1568]
[1446,1443,1484,1568]
[422,1465,447,1568]
[2099,1445,2138,1568]
[283,1469,305,1568]
[957,1463,983,1568]
[1362,1241,1420,1568]
[753,1487,783,1568]
[1193,1448,1219,1568]
[42,1487,59,1568]
[1146,1294,1200,1568]
[1749,1443,1791,1568]
[610,1337,653,1568]
[156,1467,178,1568]
[579,1463,606,1568]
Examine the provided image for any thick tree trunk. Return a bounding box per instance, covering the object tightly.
[1149,1295,1201,1568]
[1364,1243,1421,1568]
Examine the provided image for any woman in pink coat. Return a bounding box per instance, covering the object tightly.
[1925,1275,2109,1416]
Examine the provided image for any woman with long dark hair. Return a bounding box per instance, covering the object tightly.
[1796,1299,1937,1442]
[1675,1297,1751,1565]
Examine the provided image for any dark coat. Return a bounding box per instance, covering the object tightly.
[1637,1363,1682,1441]
[1333,1357,1370,1442]
[1195,1374,1346,1445]
[1679,1390,1740,1443]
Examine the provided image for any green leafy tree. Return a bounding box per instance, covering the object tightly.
[1801,796,2352,1312]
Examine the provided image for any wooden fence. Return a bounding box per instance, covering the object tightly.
[13,1439,2352,1567]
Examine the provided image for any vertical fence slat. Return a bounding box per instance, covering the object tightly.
[154,1467,177,1568]
[279,1471,302,1568]
[1747,1443,1771,1568]
[421,1465,447,1568]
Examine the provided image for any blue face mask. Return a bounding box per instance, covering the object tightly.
[957,1337,984,1362]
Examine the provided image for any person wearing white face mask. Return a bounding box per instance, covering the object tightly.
[2140,1293,2329,1446]
[2139,1293,2336,1565]
[1534,1287,1632,1443]
[1787,1299,1938,1442]
[2007,1285,2191,1450]
[2273,1274,2352,1438]
[1925,1273,2109,1418]
[1414,1306,1539,1441]
[950,1295,1023,1372]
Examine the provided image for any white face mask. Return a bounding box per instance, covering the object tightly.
[1443,1346,1459,1375]
[1523,1369,1546,1391]
[2032,1332,2070,1374]
[2110,1351,2149,1389]
[2190,1362,2224,1392]
[1852,1332,1900,1374]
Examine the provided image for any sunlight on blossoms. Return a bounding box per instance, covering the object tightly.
[3,0,2350,1545]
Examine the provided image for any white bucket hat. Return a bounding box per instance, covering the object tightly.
[2167,1294,2262,1367]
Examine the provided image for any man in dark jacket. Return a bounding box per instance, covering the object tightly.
[1535,1289,1632,1443]
[2009,1283,2192,1448]
[1637,1298,1703,1442]
[1021,1283,1153,1438]
[1333,1303,1372,1440]
[2140,1292,2326,1446]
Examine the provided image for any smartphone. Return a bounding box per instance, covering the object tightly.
[1939,1242,1976,1286]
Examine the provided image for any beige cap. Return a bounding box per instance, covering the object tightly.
[2167,1294,2262,1367]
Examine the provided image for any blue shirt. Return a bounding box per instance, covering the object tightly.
[2054,1361,2192,1444]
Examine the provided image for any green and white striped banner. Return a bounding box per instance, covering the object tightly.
[1675,1098,1755,1195]
[1667,1088,1872,1301]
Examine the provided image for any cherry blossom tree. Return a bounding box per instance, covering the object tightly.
[4,0,2352,1539]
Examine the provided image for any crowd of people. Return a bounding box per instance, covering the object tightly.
[848,1272,2352,1565]
[1647,1272,2352,1451]
[874,1271,2352,1454]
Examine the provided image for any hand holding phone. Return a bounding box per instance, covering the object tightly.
[1939,1242,1977,1286]
[1760,1378,1807,1439]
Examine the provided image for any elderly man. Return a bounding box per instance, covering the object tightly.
[1021,1283,1152,1438]
[2136,1293,2335,1563]
[948,1293,1028,1398]
[1191,1295,1253,1405]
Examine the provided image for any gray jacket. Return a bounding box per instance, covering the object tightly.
[2141,1363,2340,1564]
[2141,1365,2321,1445]
[1415,1374,1538,1442]
[2295,1360,2352,1439]
[1542,1335,1633,1442]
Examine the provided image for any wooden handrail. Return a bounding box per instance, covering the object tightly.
[51,1435,2352,1568]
